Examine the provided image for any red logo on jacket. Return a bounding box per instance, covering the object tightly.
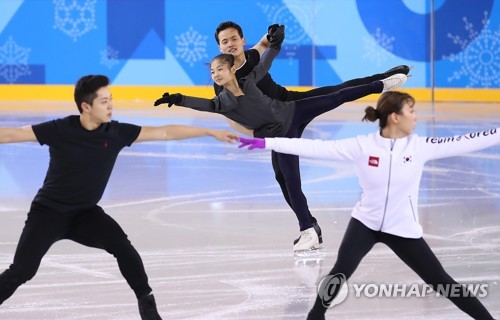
[368,156,379,167]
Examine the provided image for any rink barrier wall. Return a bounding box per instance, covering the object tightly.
[0,86,498,110]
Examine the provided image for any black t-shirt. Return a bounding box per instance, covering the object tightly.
[213,49,288,101]
[31,116,141,213]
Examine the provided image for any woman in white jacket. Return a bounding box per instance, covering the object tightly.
[238,91,498,319]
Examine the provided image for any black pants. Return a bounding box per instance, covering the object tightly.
[0,202,152,304]
[309,218,493,319]
[273,81,384,231]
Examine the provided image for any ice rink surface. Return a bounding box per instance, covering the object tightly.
[0,101,499,319]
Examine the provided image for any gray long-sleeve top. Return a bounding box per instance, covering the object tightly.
[176,47,295,137]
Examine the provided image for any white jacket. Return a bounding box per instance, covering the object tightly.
[265,128,500,238]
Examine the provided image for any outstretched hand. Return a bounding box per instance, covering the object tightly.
[154,92,183,107]
[212,130,240,143]
[238,137,266,150]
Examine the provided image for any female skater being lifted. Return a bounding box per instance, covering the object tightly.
[154,25,409,256]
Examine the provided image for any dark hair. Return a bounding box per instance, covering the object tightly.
[74,75,110,113]
[211,53,235,68]
[362,91,415,129]
[215,21,243,44]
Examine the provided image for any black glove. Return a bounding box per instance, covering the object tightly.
[266,24,280,42]
[154,92,183,107]
[269,25,285,50]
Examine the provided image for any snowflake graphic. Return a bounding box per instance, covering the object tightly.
[175,26,208,67]
[257,1,311,45]
[444,11,499,88]
[53,0,97,41]
[0,37,31,83]
[257,1,315,61]
[362,28,395,67]
[100,45,119,69]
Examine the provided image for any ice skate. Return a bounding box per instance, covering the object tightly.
[294,220,323,245]
[138,294,162,320]
[294,252,325,265]
[383,65,413,77]
[293,227,325,258]
[294,245,327,259]
[381,73,408,92]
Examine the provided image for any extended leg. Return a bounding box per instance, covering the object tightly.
[383,235,494,319]
[307,218,377,319]
[275,151,312,232]
[67,206,160,319]
[0,203,67,304]
[67,206,153,299]
[291,81,384,128]
[285,65,411,100]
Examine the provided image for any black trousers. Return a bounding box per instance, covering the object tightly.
[309,218,493,319]
[272,81,384,231]
[0,202,152,304]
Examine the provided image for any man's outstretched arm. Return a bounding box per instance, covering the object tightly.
[252,33,270,57]
[0,126,37,144]
[135,125,239,143]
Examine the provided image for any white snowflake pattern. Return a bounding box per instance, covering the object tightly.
[0,37,31,83]
[258,1,311,45]
[175,26,208,67]
[362,28,395,67]
[53,0,97,41]
[444,11,499,88]
[257,1,316,62]
[100,45,119,69]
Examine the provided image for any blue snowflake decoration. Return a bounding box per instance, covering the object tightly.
[175,26,208,67]
[444,11,499,88]
[100,45,119,69]
[0,37,31,83]
[53,0,97,41]
[363,28,395,67]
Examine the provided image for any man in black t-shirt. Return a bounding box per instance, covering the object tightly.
[213,21,411,249]
[0,75,238,319]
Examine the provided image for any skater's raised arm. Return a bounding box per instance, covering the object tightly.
[0,126,37,144]
[135,124,238,143]
[250,24,282,57]
[251,25,284,83]
[252,32,270,57]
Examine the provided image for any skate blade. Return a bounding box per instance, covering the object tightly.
[294,245,326,259]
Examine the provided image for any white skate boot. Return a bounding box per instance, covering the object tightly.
[293,227,325,258]
[381,73,408,92]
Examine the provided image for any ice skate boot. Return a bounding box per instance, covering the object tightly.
[294,227,325,258]
[383,65,413,77]
[138,294,162,320]
[381,73,408,92]
[294,221,323,245]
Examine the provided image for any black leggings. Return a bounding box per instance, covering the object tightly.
[273,81,384,230]
[271,71,392,224]
[282,71,390,101]
[309,218,494,319]
[0,202,152,304]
